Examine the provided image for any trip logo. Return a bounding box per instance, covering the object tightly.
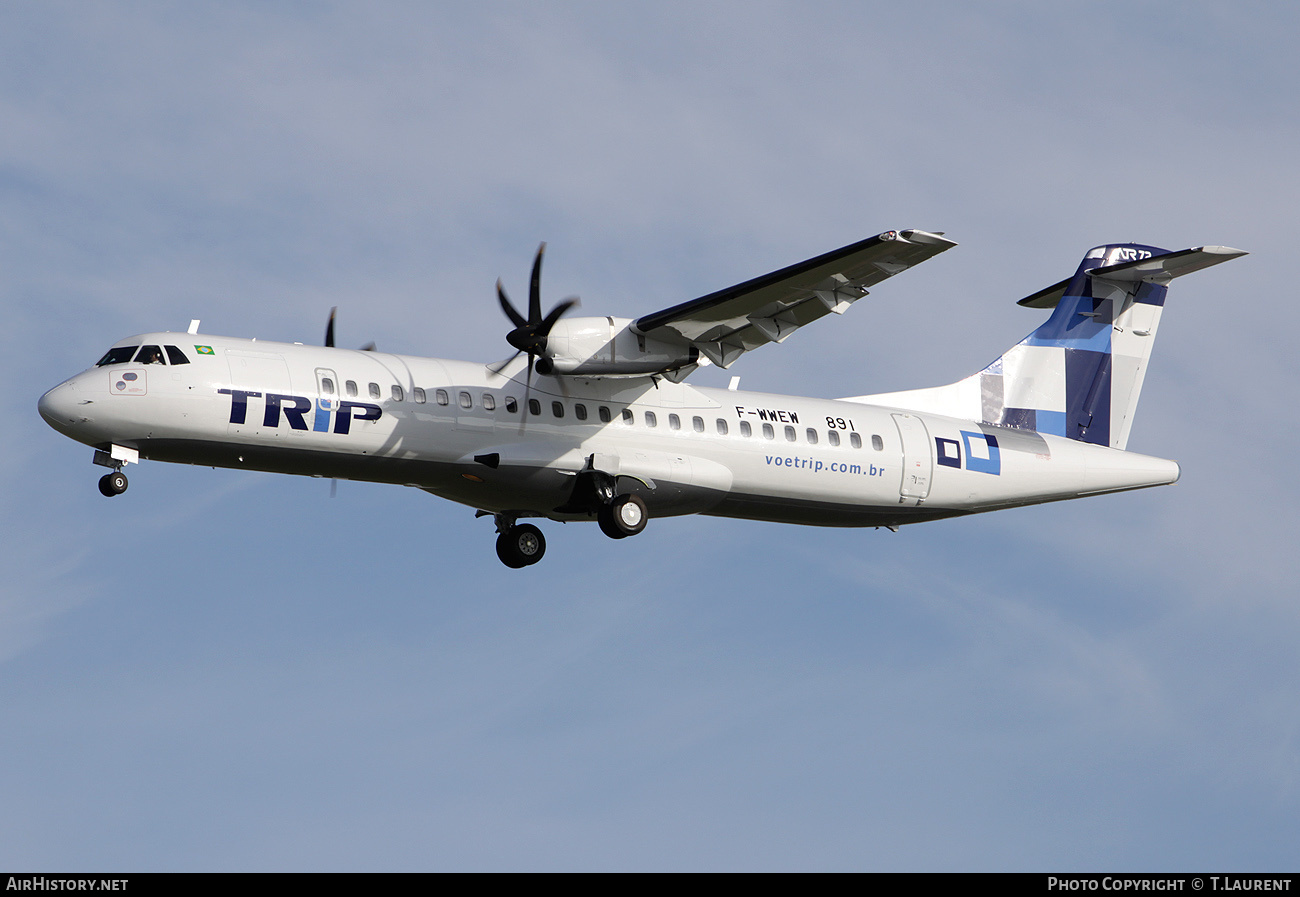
[218,389,382,434]
[935,430,1001,475]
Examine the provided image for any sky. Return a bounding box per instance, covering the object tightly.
[3,1,1298,871]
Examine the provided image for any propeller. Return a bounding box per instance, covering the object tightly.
[488,243,579,377]
[325,307,376,351]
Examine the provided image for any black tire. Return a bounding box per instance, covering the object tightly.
[99,472,128,497]
[496,524,546,568]
[598,493,647,539]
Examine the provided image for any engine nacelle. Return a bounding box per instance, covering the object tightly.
[540,316,696,376]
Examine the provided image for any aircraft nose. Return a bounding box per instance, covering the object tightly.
[38,380,83,434]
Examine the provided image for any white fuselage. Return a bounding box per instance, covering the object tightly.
[39,332,1180,528]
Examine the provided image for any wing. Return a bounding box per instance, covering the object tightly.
[634,229,957,369]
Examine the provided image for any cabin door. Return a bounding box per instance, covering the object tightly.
[891,413,933,506]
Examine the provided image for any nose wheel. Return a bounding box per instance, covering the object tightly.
[496,523,546,568]
[92,446,136,497]
[98,471,128,497]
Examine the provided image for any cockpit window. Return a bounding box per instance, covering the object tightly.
[134,345,165,365]
[164,345,190,365]
[96,346,139,366]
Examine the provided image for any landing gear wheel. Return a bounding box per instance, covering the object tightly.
[598,493,647,540]
[496,523,546,568]
[98,472,128,497]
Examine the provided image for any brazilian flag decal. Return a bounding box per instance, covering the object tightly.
[195,345,215,355]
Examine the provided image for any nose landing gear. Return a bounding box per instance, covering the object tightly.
[92,446,137,497]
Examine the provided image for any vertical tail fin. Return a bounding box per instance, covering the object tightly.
[846,243,1247,449]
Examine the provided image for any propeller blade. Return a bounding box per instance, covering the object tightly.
[486,350,522,376]
[541,296,580,331]
[497,280,527,329]
[326,308,375,351]
[529,243,546,325]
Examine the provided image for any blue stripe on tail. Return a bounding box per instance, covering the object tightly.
[1001,243,1169,446]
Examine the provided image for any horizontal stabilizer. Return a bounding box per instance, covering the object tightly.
[1018,245,1247,308]
[1017,278,1071,310]
[1084,245,1247,283]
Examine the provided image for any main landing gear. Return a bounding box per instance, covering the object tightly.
[98,471,128,497]
[496,522,546,569]
[597,493,647,539]
[490,491,649,568]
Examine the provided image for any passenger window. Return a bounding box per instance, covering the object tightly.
[482,394,496,411]
[828,430,840,446]
[529,398,541,416]
[598,406,611,423]
[134,345,165,365]
[645,411,657,427]
[435,389,450,406]
[369,382,381,399]
[692,416,704,433]
[784,425,796,442]
[413,387,426,404]
[552,401,564,418]
[669,414,681,430]
[872,434,884,451]
[96,346,139,366]
[740,421,752,437]
[321,377,335,395]
[762,423,774,440]
[392,385,404,402]
[345,380,358,397]
[575,403,587,421]
[716,419,729,436]
[164,345,190,365]
[459,392,472,409]
[850,432,862,448]
[505,397,518,413]
[806,428,818,445]
[621,408,634,424]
